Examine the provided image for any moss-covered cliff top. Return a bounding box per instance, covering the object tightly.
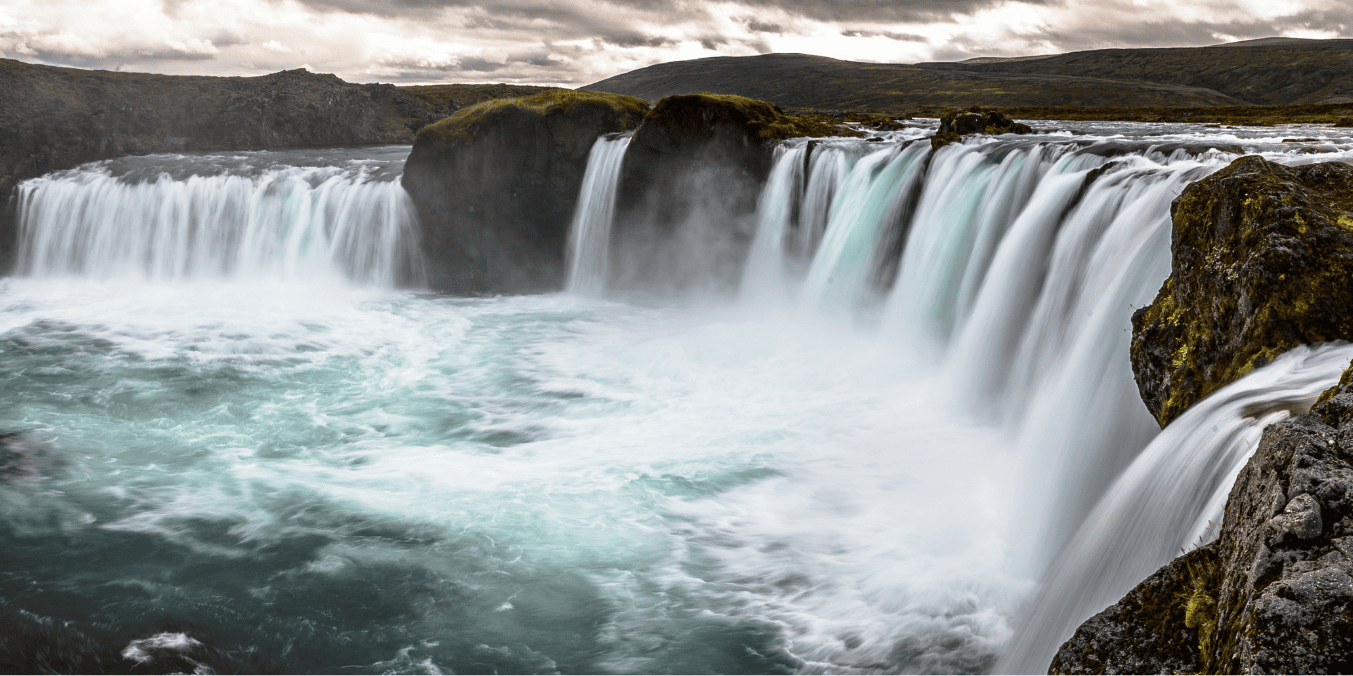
[416,89,649,149]
[637,93,848,142]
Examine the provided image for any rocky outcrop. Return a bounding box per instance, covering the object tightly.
[1050,547,1215,674]
[1130,156,1353,428]
[1052,373,1353,674]
[611,93,807,292]
[399,89,649,293]
[930,106,1034,149]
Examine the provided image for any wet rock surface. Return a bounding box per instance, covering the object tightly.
[1130,156,1353,427]
[1050,548,1212,674]
[400,90,649,293]
[1053,376,1353,674]
[611,94,794,292]
[929,106,1034,149]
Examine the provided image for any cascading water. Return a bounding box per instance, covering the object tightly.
[14,146,421,286]
[3,126,1352,674]
[996,342,1353,673]
[566,134,632,295]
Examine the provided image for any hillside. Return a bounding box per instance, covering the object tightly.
[587,40,1353,110]
[917,39,1353,104]
[585,53,1246,111]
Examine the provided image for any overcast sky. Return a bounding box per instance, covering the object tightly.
[0,0,1346,86]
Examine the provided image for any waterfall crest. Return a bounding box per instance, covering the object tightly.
[14,152,422,286]
[566,134,631,296]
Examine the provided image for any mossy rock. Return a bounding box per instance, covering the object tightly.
[402,89,649,293]
[934,105,1035,147]
[416,88,649,150]
[1050,546,1218,674]
[1130,156,1353,427]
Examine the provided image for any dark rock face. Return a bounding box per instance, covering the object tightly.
[1052,376,1353,674]
[1131,156,1353,427]
[400,90,649,293]
[1050,547,1214,674]
[611,94,784,292]
[930,106,1034,149]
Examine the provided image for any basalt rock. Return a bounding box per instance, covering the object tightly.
[1053,373,1353,674]
[930,106,1035,149]
[611,93,803,292]
[1129,156,1353,427]
[1050,547,1215,674]
[400,89,649,293]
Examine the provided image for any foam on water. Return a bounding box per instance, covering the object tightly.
[5,130,1353,673]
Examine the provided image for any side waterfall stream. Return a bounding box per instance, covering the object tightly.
[2,128,1351,673]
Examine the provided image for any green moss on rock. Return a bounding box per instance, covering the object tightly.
[1050,546,1219,674]
[417,88,649,149]
[1130,156,1353,427]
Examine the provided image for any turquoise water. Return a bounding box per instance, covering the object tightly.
[0,278,1014,674]
[10,126,1351,673]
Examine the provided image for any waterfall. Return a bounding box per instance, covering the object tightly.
[996,343,1353,673]
[740,136,1311,670]
[14,154,421,286]
[566,134,631,296]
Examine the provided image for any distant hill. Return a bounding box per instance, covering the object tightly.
[585,53,1245,110]
[586,40,1353,110]
[916,39,1353,105]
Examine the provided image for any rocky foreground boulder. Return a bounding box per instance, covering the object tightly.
[1131,156,1353,428]
[1052,372,1353,674]
[400,89,649,293]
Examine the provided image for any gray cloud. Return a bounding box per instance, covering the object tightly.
[841,29,928,41]
[741,18,784,34]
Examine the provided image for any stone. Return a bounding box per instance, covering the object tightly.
[400,89,649,293]
[1130,156,1353,427]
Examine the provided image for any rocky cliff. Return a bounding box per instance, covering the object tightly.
[1056,157,1353,673]
[399,89,649,293]
[1130,157,1353,428]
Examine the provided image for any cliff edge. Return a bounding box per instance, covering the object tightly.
[1130,156,1353,428]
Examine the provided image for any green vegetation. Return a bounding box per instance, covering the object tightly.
[639,93,861,141]
[399,83,554,111]
[1313,359,1353,407]
[416,89,650,149]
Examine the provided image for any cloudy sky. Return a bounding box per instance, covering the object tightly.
[0,0,1346,86]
